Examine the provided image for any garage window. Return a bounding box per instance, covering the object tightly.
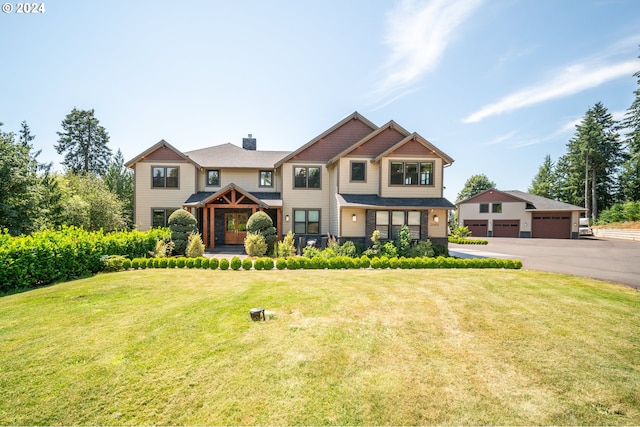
[479,203,489,213]
[492,203,502,213]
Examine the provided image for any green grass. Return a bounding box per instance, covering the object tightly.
[1,269,639,425]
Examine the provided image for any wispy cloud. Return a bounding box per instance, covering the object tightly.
[463,38,640,123]
[484,131,516,146]
[370,0,482,108]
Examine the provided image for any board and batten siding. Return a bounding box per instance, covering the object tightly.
[379,156,444,198]
[134,161,197,230]
[280,162,331,236]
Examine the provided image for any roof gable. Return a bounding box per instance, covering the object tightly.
[327,120,410,165]
[275,112,378,166]
[125,139,199,168]
[457,188,525,204]
[372,133,454,165]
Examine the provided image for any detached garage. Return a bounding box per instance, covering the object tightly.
[457,189,586,239]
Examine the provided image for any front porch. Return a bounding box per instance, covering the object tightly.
[184,184,282,250]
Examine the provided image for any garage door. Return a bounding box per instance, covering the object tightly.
[532,214,571,239]
[464,220,488,237]
[493,220,520,237]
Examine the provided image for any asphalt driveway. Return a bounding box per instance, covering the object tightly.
[449,237,640,289]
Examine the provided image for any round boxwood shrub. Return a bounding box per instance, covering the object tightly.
[146,258,155,268]
[131,259,140,269]
[122,259,132,269]
[159,258,168,268]
[261,257,274,270]
[168,209,198,256]
[276,258,287,270]
[286,257,300,270]
[230,256,242,270]
[194,257,203,268]
[389,257,400,269]
[185,258,195,268]
[219,258,229,270]
[177,257,186,268]
[168,258,177,268]
[253,258,264,270]
[201,258,210,269]
[359,255,371,269]
[209,258,219,269]
[242,258,253,270]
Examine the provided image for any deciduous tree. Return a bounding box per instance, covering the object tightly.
[456,174,496,202]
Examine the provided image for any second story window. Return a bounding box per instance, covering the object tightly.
[479,203,489,213]
[259,170,273,187]
[492,203,502,213]
[207,170,220,186]
[152,166,179,188]
[350,161,366,182]
[390,161,434,186]
[294,166,321,189]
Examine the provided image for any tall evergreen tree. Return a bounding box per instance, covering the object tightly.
[104,149,134,228]
[618,52,640,201]
[556,103,622,220]
[528,154,557,199]
[456,174,496,202]
[55,108,112,175]
[19,120,35,146]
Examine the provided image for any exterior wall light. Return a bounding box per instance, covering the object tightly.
[352,214,357,222]
[433,214,439,223]
[285,214,290,222]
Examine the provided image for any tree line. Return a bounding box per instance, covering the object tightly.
[457,50,640,224]
[0,108,133,236]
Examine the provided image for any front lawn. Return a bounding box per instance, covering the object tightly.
[0,269,638,425]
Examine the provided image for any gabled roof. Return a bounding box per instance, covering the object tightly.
[183,183,282,208]
[457,188,586,211]
[184,143,290,169]
[337,194,456,209]
[372,133,454,165]
[125,139,200,169]
[505,190,586,211]
[274,111,378,167]
[326,120,411,166]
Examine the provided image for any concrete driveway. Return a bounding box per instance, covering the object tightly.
[449,237,640,289]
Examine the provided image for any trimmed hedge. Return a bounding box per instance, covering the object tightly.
[0,226,170,293]
[448,237,489,245]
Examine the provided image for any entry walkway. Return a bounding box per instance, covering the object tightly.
[205,245,248,259]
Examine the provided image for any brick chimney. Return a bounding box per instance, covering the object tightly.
[242,134,256,150]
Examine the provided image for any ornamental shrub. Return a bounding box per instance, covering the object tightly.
[185,258,195,268]
[242,258,253,270]
[287,257,301,270]
[159,258,168,268]
[209,258,219,269]
[411,240,435,257]
[337,241,358,258]
[276,258,287,270]
[186,232,205,258]
[389,257,400,269]
[131,259,140,269]
[277,230,296,258]
[244,232,267,257]
[246,211,277,253]
[177,257,186,268]
[201,257,210,268]
[168,258,177,268]
[219,258,229,270]
[168,209,198,256]
[312,255,328,269]
[254,258,264,270]
[230,256,242,270]
[194,257,203,268]
[147,258,156,268]
[381,242,397,258]
[103,255,127,272]
[359,255,371,269]
[122,259,131,269]
[303,245,321,258]
[395,225,412,257]
[261,257,274,270]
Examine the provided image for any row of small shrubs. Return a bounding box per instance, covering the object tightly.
[448,237,489,245]
[0,226,170,293]
[107,255,522,272]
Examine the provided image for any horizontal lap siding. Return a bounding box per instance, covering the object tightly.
[198,168,279,193]
[134,161,196,230]
[281,162,331,235]
[338,158,379,194]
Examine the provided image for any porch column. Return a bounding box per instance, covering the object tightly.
[277,208,282,240]
[214,207,216,249]
[203,207,209,249]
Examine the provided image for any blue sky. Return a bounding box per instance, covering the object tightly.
[2,0,639,201]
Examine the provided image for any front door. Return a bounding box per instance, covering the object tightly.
[224,213,248,244]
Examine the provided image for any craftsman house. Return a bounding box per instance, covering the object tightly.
[457,189,586,239]
[125,112,456,249]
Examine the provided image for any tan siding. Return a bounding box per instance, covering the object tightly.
[338,158,379,194]
[429,209,448,238]
[341,208,366,237]
[134,161,196,230]
[280,162,331,235]
[198,168,279,193]
[379,156,444,198]
[458,202,530,235]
